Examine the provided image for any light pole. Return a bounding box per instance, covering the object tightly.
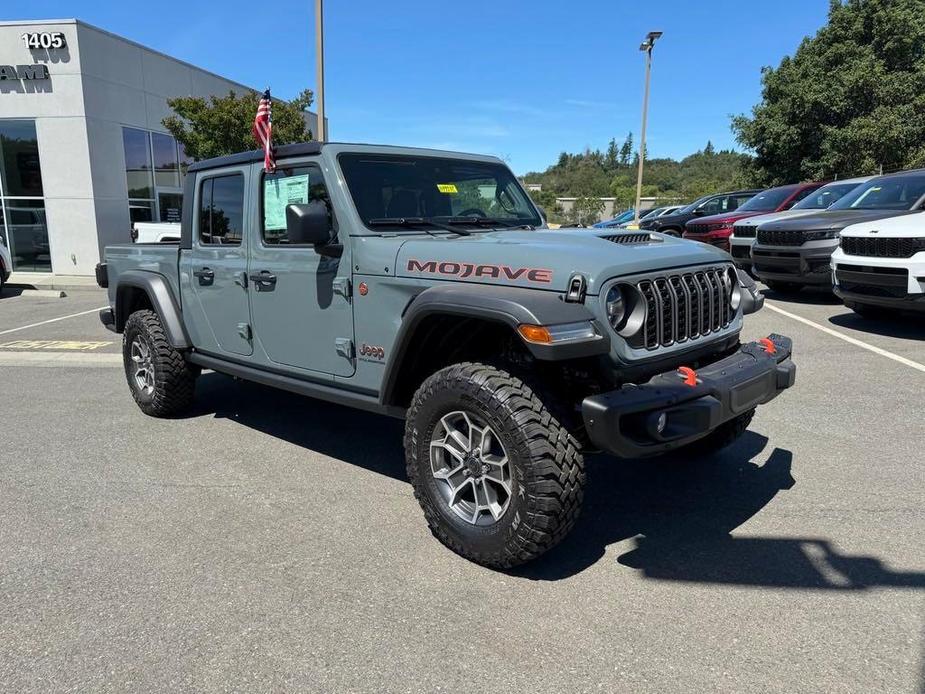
[314,0,327,141]
[633,31,662,224]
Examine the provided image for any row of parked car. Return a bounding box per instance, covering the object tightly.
[598,171,925,317]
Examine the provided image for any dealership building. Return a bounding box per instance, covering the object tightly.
[0,19,320,277]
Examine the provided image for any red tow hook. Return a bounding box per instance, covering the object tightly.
[677,366,698,387]
[758,337,777,355]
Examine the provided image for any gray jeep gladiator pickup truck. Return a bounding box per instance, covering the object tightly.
[97,142,795,568]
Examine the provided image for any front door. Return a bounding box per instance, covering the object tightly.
[248,160,355,377]
[182,168,253,356]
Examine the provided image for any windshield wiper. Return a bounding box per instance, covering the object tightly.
[444,216,535,230]
[368,217,471,236]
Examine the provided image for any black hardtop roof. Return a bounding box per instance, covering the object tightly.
[185,141,503,173]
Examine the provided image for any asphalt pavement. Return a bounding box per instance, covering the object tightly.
[0,284,922,693]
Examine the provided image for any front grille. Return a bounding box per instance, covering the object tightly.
[735,225,757,238]
[686,224,710,235]
[758,228,805,246]
[840,236,925,258]
[601,233,655,245]
[631,266,735,351]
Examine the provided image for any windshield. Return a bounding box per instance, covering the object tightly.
[338,154,541,229]
[792,181,862,210]
[736,186,797,212]
[829,174,925,211]
[639,206,666,221]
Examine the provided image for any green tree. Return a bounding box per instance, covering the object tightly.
[732,0,925,184]
[619,132,633,166]
[568,195,605,226]
[163,89,315,161]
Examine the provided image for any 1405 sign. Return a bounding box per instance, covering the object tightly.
[21,32,67,49]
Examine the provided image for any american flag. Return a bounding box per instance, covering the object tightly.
[252,89,275,172]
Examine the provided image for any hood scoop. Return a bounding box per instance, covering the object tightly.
[600,232,660,245]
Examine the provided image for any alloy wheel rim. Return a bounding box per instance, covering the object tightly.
[130,338,155,396]
[429,410,512,526]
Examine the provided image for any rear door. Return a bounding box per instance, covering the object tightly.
[181,168,253,356]
[248,159,355,377]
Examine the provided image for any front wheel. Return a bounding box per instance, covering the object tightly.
[122,309,198,417]
[404,362,585,568]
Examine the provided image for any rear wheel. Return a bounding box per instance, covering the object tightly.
[764,280,802,293]
[404,362,585,568]
[122,309,198,417]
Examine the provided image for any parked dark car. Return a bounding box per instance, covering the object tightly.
[752,169,925,292]
[639,189,762,237]
[683,182,825,252]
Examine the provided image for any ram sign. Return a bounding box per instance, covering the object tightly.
[0,64,49,81]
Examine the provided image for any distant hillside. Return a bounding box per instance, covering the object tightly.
[523,135,752,222]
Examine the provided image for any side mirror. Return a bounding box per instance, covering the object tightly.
[286,201,333,246]
[692,208,706,216]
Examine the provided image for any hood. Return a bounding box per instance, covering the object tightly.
[759,208,920,232]
[841,211,925,238]
[733,209,822,228]
[393,228,731,296]
[642,210,693,229]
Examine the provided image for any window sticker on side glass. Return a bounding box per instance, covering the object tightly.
[437,183,458,194]
[265,174,310,229]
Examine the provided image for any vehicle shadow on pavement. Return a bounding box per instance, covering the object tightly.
[192,375,924,589]
[828,311,925,341]
[515,433,925,588]
[192,373,407,481]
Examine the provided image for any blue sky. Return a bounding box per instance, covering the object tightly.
[13,1,829,173]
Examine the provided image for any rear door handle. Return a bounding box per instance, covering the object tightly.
[193,267,214,285]
[248,271,277,291]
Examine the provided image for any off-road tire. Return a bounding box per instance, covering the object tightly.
[764,280,802,294]
[681,408,755,458]
[122,309,197,417]
[404,362,585,568]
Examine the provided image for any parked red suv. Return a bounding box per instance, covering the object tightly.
[683,182,825,252]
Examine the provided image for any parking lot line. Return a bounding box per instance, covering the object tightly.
[0,351,122,367]
[0,306,109,336]
[765,301,925,374]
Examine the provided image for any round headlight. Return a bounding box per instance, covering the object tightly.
[606,286,626,330]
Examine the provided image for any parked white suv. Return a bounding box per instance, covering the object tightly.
[0,231,11,293]
[832,212,925,316]
[131,221,181,244]
[731,176,872,275]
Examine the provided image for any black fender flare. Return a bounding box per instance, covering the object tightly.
[379,283,610,406]
[115,270,191,349]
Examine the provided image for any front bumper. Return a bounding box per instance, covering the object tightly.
[832,248,925,312]
[752,239,837,285]
[730,237,756,269]
[581,335,795,458]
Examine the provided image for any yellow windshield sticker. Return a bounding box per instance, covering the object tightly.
[437,183,458,194]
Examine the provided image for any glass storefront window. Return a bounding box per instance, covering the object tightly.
[152,132,180,188]
[128,200,155,224]
[123,127,153,199]
[0,120,44,197]
[158,192,183,223]
[179,142,192,179]
[3,199,51,272]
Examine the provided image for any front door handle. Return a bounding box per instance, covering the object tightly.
[193,267,214,286]
[248,271,277,291]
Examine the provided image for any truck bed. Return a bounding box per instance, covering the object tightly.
[103,244,182,306]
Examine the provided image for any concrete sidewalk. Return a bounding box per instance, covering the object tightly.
[6,272,100,291]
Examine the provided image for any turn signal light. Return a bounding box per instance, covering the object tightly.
[518,324,554,344]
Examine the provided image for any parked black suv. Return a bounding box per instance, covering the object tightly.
[639,189,762,237]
